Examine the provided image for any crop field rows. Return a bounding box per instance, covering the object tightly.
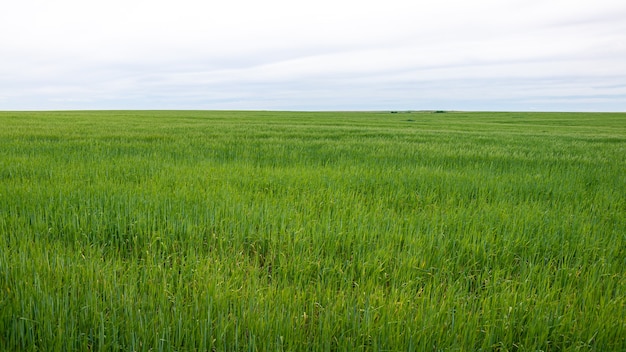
[0,111,625,350]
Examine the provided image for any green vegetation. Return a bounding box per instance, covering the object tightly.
[1,110,625,351]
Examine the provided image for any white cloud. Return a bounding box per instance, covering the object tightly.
[1,0,625,110]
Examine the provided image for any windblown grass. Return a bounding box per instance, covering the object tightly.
[1,110,625,350]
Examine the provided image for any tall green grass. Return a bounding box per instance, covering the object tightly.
[1,111,625,350]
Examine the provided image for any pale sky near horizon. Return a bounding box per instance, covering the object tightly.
[1,0,625,111]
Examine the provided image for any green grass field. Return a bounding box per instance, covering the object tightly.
[1,110,625,351]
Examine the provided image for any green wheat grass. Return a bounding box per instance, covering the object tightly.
[0,110,624,351]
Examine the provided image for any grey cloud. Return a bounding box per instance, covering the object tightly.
[1,0,625,111]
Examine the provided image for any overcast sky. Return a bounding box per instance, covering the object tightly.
[1,0,625,111]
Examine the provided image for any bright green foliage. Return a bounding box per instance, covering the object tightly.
[0,111,625,351]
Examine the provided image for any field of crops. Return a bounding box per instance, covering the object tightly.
[1,110,625,350]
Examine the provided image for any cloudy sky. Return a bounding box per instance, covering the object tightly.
[1,0,625,111]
